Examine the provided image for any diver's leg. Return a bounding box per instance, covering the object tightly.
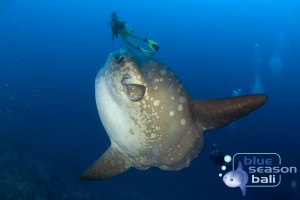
[120,33,154,55]
[123,29,159,51]
[120,34,140,49]
[123,29,145,40]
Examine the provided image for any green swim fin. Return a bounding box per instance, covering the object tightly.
[137,45,155,55]
[144,39,160,51]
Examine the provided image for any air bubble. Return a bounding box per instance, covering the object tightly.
[224,155,232,163]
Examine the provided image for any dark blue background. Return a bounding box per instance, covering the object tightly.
[1,0,299,199]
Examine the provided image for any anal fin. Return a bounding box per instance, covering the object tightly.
[80,147,130,180]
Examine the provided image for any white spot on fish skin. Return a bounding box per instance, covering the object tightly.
[169,111,174,116]
[160,78,164,82]
[137,75,141,80]
[171,96,175,100]
[154,100,160,106]
[179,96,186,103]
[150,133,156,138]
[151,97,154,101]
[155,79,160,82]
[178,104,183,111]
[181,119,186,126]
[160,69,166,75]
[154,86,158,90]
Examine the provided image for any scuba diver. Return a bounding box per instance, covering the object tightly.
[109,12,159,55]
[209,144,234,170]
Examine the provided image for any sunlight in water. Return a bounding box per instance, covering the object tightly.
[252,74,264,94]
[269,53,283,80]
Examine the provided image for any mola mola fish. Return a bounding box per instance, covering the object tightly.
[80,48,267,180]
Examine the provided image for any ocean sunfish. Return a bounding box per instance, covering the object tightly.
[80,48,267,180]
[223,162,249,196]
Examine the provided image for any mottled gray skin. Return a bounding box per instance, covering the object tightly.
[80,48,267,180]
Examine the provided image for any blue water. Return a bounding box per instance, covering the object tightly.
[1,0,299,199]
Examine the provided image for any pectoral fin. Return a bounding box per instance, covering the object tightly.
[123,84,146,102]
[192,94,267,131]
[80,147,130,180]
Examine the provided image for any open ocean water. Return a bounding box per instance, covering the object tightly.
[1,0,299,199]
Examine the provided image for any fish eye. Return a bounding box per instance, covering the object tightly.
[115,55,125,64]
[230,179,233,181]
[121,75,131,84]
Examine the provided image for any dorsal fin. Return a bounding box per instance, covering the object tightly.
[80,147,130,180]
[191,94,267,131]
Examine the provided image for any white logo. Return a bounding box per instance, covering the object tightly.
[217,153,297,196]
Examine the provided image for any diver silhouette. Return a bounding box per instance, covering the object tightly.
[109,12,159,55]
[209,143,234,170]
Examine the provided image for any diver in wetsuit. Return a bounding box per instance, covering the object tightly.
[110,12,159,55]
[210,144,234,170]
